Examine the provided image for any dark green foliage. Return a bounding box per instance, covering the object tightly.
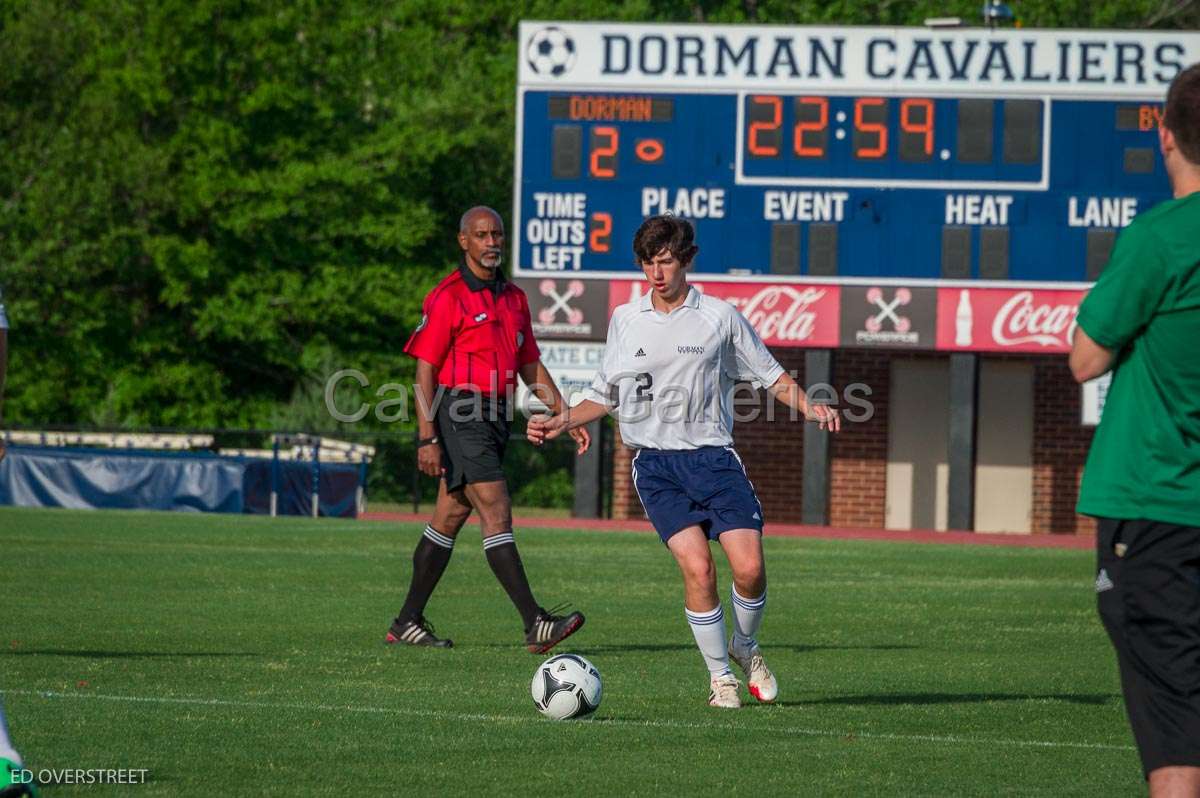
[0,0,501,427]
[0,2,1189,504]
[0,0,1188,427]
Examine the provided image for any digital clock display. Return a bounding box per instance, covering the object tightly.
[740,95,1044,186]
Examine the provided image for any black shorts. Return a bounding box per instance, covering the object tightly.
[1095,517,1200,777]
[434,390,510,492]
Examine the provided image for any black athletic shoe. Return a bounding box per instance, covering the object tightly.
[525,605,585,654]
[385,615,453,648]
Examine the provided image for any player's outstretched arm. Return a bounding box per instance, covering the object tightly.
[527,399,610,448]
[519,360,590,454]
[766,372,841,432]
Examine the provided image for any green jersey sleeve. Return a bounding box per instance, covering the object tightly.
[1076,222,1168,350]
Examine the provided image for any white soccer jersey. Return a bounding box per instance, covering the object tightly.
[587,286,785,450]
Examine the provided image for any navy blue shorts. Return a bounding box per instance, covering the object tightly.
[631,446,764,544]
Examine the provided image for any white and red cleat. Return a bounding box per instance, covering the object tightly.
[729,642,778,703]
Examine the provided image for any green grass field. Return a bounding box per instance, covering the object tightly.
[1,507,1140,796]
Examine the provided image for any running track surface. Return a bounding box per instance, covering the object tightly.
[361,512,1093,551]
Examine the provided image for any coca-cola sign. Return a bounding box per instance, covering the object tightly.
[608,279,840,348]
[935,287,1087,353]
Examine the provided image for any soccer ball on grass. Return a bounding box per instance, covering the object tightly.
[531,653,602,720]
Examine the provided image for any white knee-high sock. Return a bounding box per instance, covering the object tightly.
[0,698,21,764]
[730,586,767,653]
[685,605,732,677]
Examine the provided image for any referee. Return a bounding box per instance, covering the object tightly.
[1071,64,1200,796]
[385,206,589,653]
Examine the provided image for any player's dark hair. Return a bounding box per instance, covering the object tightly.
[1164,62,1200,166]
[632,214,699,266]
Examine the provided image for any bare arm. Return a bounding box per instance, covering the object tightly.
[766,372,841,432]
[526,399,610,447]
[1069,326,1116,384]
[414,359,438,439]
[413,359,442,477]
[519,360,567,416]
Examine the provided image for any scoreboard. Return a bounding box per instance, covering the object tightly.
[513,23,1200,286]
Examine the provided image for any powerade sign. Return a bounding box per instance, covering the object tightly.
[520,23,1199,96]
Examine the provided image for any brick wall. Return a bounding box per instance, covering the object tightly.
[610,424,642,520]
[828,350,891,529]
[607,347,1096,535]
[730,350,806,523]
[1032,357,1096,535]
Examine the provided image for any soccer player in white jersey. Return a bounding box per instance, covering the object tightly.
[528,215,840,708]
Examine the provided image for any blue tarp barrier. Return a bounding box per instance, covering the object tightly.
[243,459,360,518]
[0,445,360,517]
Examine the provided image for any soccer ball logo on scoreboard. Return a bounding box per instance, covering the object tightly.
[527,26,577,77]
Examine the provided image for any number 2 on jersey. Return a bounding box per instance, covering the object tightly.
[634,372,653,402]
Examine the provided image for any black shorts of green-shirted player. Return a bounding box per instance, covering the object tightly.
[1070,63,1200,795]
[386,206,591,653]
[529,215,841,708]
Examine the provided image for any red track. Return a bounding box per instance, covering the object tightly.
[361,512,1093,550]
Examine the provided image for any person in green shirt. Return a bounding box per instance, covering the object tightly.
[1071,62,1200,797]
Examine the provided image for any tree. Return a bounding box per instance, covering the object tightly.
[0,0,518,427]
[0,0,1188,431]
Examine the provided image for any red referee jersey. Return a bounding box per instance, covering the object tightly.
[404,264,540,396]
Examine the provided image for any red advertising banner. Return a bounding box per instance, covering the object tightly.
[935,287,1088,353]
[594,281,1086,353]
[608,279,840,348]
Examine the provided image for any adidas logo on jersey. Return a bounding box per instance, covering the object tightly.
[635,348,646,357]
[474,312,488,322]
[1095,568,1114,593]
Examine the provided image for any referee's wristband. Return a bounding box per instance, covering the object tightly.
[417,436,439,447]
